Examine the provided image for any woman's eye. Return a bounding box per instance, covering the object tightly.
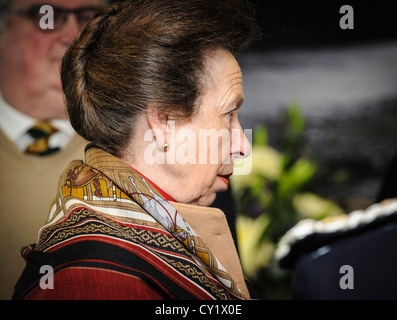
[228,111,234,118]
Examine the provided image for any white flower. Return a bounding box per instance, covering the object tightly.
[236,214,275,277]
[293,192,344,220]
[231,145,282,192]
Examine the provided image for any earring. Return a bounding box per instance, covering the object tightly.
[163,143,169,152]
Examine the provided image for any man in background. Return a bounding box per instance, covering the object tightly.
[0,0,107,299]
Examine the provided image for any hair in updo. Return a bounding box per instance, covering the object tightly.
[61,0,260,157]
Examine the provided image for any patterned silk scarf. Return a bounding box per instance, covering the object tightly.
[26,146,246,300]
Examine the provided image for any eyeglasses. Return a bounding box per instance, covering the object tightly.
[11,5,101,32]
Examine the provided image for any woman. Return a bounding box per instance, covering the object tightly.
[12,0,260,300]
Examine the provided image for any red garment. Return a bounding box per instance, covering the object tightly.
[12,147,246,300]
[25,267,168,300]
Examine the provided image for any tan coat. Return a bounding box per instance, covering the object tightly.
[0,129,87,299]
[172,201,249,299]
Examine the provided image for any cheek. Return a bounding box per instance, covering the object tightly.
[183,163,219,193]
[220,132,232,162]
[195,127,231,166]
[209,129,231,167]
[23,37,57,78]
[4,30,57,85]
[192,170,219,206]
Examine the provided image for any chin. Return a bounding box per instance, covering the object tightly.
[208,192,220,207]
[197,193,217,207]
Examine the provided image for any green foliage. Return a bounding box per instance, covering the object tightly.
[231,104,343,299]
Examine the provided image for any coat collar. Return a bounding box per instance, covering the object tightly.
[82,146,249,299]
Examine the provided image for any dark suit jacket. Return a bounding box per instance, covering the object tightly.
[277,200,397,300]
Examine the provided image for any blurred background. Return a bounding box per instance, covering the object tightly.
[4,0,391,300]
[239,1,397,211]
[228,1,397,298]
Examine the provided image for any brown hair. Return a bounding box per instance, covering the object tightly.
[61,0,260,157]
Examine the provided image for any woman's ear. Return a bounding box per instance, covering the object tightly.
[146,104,169,152]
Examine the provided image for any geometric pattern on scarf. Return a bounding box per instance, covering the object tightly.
[29,146,245,299]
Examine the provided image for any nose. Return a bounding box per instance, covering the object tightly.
[58,14,80,45]
[230,122,252,160]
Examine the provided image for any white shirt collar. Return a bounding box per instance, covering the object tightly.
[0,92,76,151]
[0,92,36,143]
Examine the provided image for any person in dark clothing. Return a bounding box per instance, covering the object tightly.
[276,199,397,299]
[377,151,397,202]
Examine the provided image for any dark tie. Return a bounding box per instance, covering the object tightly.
[25,122,60,156]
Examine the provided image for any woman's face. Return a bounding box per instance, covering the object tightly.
[163,49,251,206]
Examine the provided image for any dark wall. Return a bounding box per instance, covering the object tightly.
[248,1,397,50]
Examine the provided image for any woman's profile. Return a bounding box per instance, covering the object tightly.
[12,0,260,300]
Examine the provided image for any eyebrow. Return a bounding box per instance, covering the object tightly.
[226,95,244,113]
[235,95,244,108]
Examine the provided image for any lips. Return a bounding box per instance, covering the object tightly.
[218,173,232,187]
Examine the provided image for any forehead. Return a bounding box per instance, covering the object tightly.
[204,49,241,78]
[201,49,243,101]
